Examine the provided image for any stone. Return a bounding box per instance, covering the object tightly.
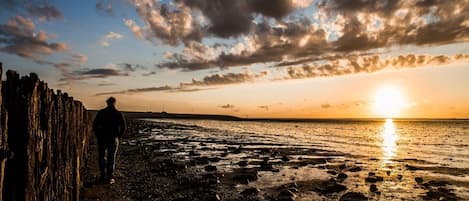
[415,177,424,184]
[348,166,362,172]
[205,165,217,172]
[241,187,260,196]
[365,175,384,183]
[337,173,348,180]
[313,180,347,194]
[238,160,248,167]
[370,184,378,192]
[278,189,296,201]
[339,192,368,201]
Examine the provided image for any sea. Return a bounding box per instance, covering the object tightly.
[139,118,469,200]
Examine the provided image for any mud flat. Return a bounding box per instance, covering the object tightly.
[81,119,469,201]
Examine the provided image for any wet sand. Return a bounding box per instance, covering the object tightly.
[81,119,469,201]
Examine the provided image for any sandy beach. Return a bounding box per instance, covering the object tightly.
[80,119,469,201]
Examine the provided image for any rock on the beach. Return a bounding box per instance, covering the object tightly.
[397,174,403,180]
[370,184,378,192]
[232,169,258,184]
[337,173,348,180]
[282,155,290,162]
[278,189,297,201]
[415,177,424,184]
[241,187,260,196]
[339,192,368,201]
[313,180,347,194]
[365,173,383,183]
[348,166,362,172]
[205,165,218,172]
[238,160,248,167]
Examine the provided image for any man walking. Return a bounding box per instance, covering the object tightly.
[93,97,126,184]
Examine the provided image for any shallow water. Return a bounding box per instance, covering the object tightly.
[133,118,469,200]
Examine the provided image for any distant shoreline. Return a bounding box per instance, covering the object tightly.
[87,110,469,122]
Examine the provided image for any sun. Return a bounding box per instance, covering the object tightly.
[373,86,407,118]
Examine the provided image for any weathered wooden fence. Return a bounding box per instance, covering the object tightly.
[0,63,91,201]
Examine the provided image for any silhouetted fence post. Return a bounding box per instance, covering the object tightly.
[0,64,91,201]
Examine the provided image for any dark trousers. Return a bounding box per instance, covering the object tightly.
[97,137,119,179]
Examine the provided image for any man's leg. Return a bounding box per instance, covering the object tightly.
[97,139,107,181]
[107,138,119,180]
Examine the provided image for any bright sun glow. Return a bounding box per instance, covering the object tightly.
[373,86,407,117]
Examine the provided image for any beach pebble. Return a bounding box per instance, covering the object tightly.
[415,177,424,184]
[337,173,348,180]
[370,184,378,192]
[327,170,337,175]
[238,160,248,167]
[397,174,403,180]
[278,189,297,201]
[313,180,347,194]
[339,192,368,201]
[348,166,362,172]
[241,187,260,196]
[365,175,384,183]
[205,165,217,172]
[339,164,346,170]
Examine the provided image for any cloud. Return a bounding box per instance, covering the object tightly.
[118,63,146,72]
[0,15,68,63]
[96,1,114,15]
[71,53,88,63]
[100,31,123,47]
[181,70,269,86]
[320,101,369,110]
[125,0,311,46]
[258,105,269,110]
[152,0,468,71]
[67,68,129,81]
[26,3,63,21]
[94,70,268,95]
[283,54,469,80]
[0,0,63,21]
[321,104,331,109]
[219,104,235,109]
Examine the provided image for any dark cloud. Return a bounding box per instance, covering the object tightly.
[118,63,145,72]
[126,0,311,46]
[94,70,268,95]
[96,1,114,16]
[0,0,63,21]
[219,104,235,109]
[181,70,269,86]
[0,15,68,63]
[26,3,63,21]
[153,0,468,71]
[67,68,129,81]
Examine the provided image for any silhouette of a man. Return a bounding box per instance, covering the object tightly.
[93,97,126,184]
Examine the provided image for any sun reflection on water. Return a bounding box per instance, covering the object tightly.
[382,118,398,164]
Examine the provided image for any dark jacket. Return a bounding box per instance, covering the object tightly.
[93,106,126,139]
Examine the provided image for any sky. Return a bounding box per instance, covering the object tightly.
[0,0,468,118]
